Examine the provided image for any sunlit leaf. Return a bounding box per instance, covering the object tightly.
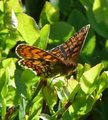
[17,13,40,45]
[39,1,59,27]
[38,24,50,49]
[80,63,104,94]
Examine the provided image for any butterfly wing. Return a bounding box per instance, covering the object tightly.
[15,44,59,75]
[48,24,90,66]
[16,44,58,62]
[18,59,54,75]
[16,25,90,76]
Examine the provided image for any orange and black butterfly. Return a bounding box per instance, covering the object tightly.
[15,25,90,77]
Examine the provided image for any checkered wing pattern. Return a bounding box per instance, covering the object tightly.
[16,25,90,76]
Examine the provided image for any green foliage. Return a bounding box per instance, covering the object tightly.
[0,0,108,120]
[80,0,108,38]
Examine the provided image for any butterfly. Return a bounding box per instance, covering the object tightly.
[15,24,90,77]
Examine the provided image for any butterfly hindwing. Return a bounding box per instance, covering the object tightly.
[18,59,53,75]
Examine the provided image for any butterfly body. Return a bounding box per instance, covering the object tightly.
[15,25,90,77]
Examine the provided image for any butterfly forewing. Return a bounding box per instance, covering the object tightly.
[49,24,90,66]
[15,44,60,75]
[16,44,57,62]
[16,25,90,76]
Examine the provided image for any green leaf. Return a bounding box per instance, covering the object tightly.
[0,1,3,12]
[59,0,74,16]
[42,85,57,112]
[15,69,26,97]
[6,85,20,106]
[20,69,40,88]
[39,1,59,27]
[0,68,8,97]
[15,69,39,99]
[63,94,94,119]
[93,0,108,24]
[2,58,16,77]
[0,68,9,119]
[54,78,79,103]
[20,69,36,84]
[49,22,74,48]
[28,94,43,120]
[64,79,80,102]
[68,9,88,29]
[38,24,50,49]
[19,98,26,120]
[1,59,20,106]
[96,71,108,97]
[82,32,96,56]
[0,1,23,56]
[4,0,22,28]
[80,63,104,94]
[77,63,91,80]
[80,0,108,38]
[5,0,23,13]
[17,13,40,45]
[1,98,6,120]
